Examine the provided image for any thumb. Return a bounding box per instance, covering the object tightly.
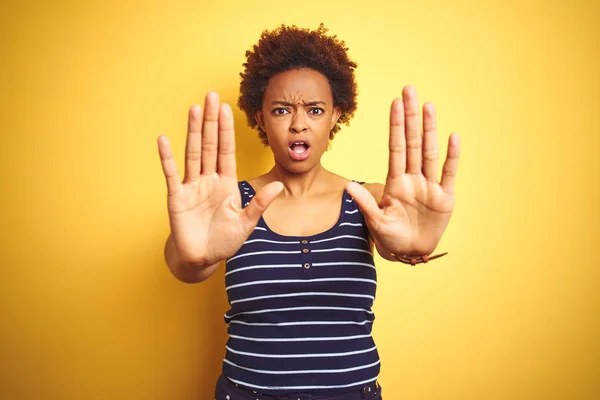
[240,181,284,231]
[345,181,382,226]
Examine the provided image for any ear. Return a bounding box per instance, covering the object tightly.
[255,111,265,131]
[330,107,342,130]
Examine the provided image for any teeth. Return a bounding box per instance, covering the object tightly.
[290,142,308,154]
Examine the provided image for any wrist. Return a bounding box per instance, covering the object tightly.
[390,252,448,265]
[373,239,447,265]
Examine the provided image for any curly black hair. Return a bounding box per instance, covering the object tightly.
[238,23,358,146]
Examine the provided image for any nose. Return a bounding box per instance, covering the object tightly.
[290,110,307,133]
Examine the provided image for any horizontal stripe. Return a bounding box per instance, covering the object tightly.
[345,209,359,214]
[229,319,373,327]
[227,261,375,278]
[230,291,374,305]
[339,222,362,227]
[243,238,299,245]
[226,277,376,291]
[345,199,353,202]
[253,226,267,231]
[227,250,300,263]
[310,235,368,244]
[227,376,379,391]
[229,334,371,342]
[226,345,377,359]
[312,261,375,269]
[225,306,374,319]
[224,358,380,375]
[225,264,299,276]
[311,248,372,255]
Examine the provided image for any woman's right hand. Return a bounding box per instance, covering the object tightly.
[157,92,283,268]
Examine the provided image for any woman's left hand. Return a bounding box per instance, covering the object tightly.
[345,85,460,258]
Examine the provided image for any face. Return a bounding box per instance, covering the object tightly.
[255,68,341,174]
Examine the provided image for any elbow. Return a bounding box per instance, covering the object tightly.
[168,261,220,284]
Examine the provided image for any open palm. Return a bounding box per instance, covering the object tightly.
[157,93,283,267]
[346,86,460,257]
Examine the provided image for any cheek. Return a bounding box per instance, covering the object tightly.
[317,118,334,138]
[264,125,288,149]
[264,118,292,142]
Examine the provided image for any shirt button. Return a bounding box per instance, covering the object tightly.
[302,248,309,254]
[301,240,308,244]
[304,263,311,269]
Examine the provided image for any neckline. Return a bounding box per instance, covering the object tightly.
[241,180,349,240]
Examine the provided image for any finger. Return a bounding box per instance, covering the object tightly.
[403,85,422,174]
[345,181,382,228]
[217,103,237,177]
[184,105,203,182]
[440,133,460,194]
[157,135,182,196]
[422,102,439,182]
[388,98,406,179]
[201,92,220,175]
[241,181,284,231]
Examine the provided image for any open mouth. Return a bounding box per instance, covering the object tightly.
[288,140,311,161]
[289,141,309,154]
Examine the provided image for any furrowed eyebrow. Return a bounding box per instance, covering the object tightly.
[271,101,327,106]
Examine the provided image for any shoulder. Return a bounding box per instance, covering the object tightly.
[334,172,384,203]
[245,174,269,192]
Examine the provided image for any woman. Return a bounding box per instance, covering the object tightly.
[157,24,460,400]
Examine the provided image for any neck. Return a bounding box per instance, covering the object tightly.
[265,162,329,198]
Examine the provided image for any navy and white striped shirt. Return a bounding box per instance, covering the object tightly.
[221,180,379,395]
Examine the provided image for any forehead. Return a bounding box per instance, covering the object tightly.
[263,68,333,103]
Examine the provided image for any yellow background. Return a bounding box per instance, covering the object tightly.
[1,0,599,398]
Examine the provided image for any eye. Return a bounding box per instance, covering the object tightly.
[309,107,325,116]
[272,108,290,116]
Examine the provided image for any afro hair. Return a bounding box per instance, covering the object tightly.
[238,23,358,145]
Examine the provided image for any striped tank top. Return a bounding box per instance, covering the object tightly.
[221,180,379,395]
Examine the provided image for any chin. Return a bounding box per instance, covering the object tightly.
[274,155,320,175]
[285,161,320,175]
